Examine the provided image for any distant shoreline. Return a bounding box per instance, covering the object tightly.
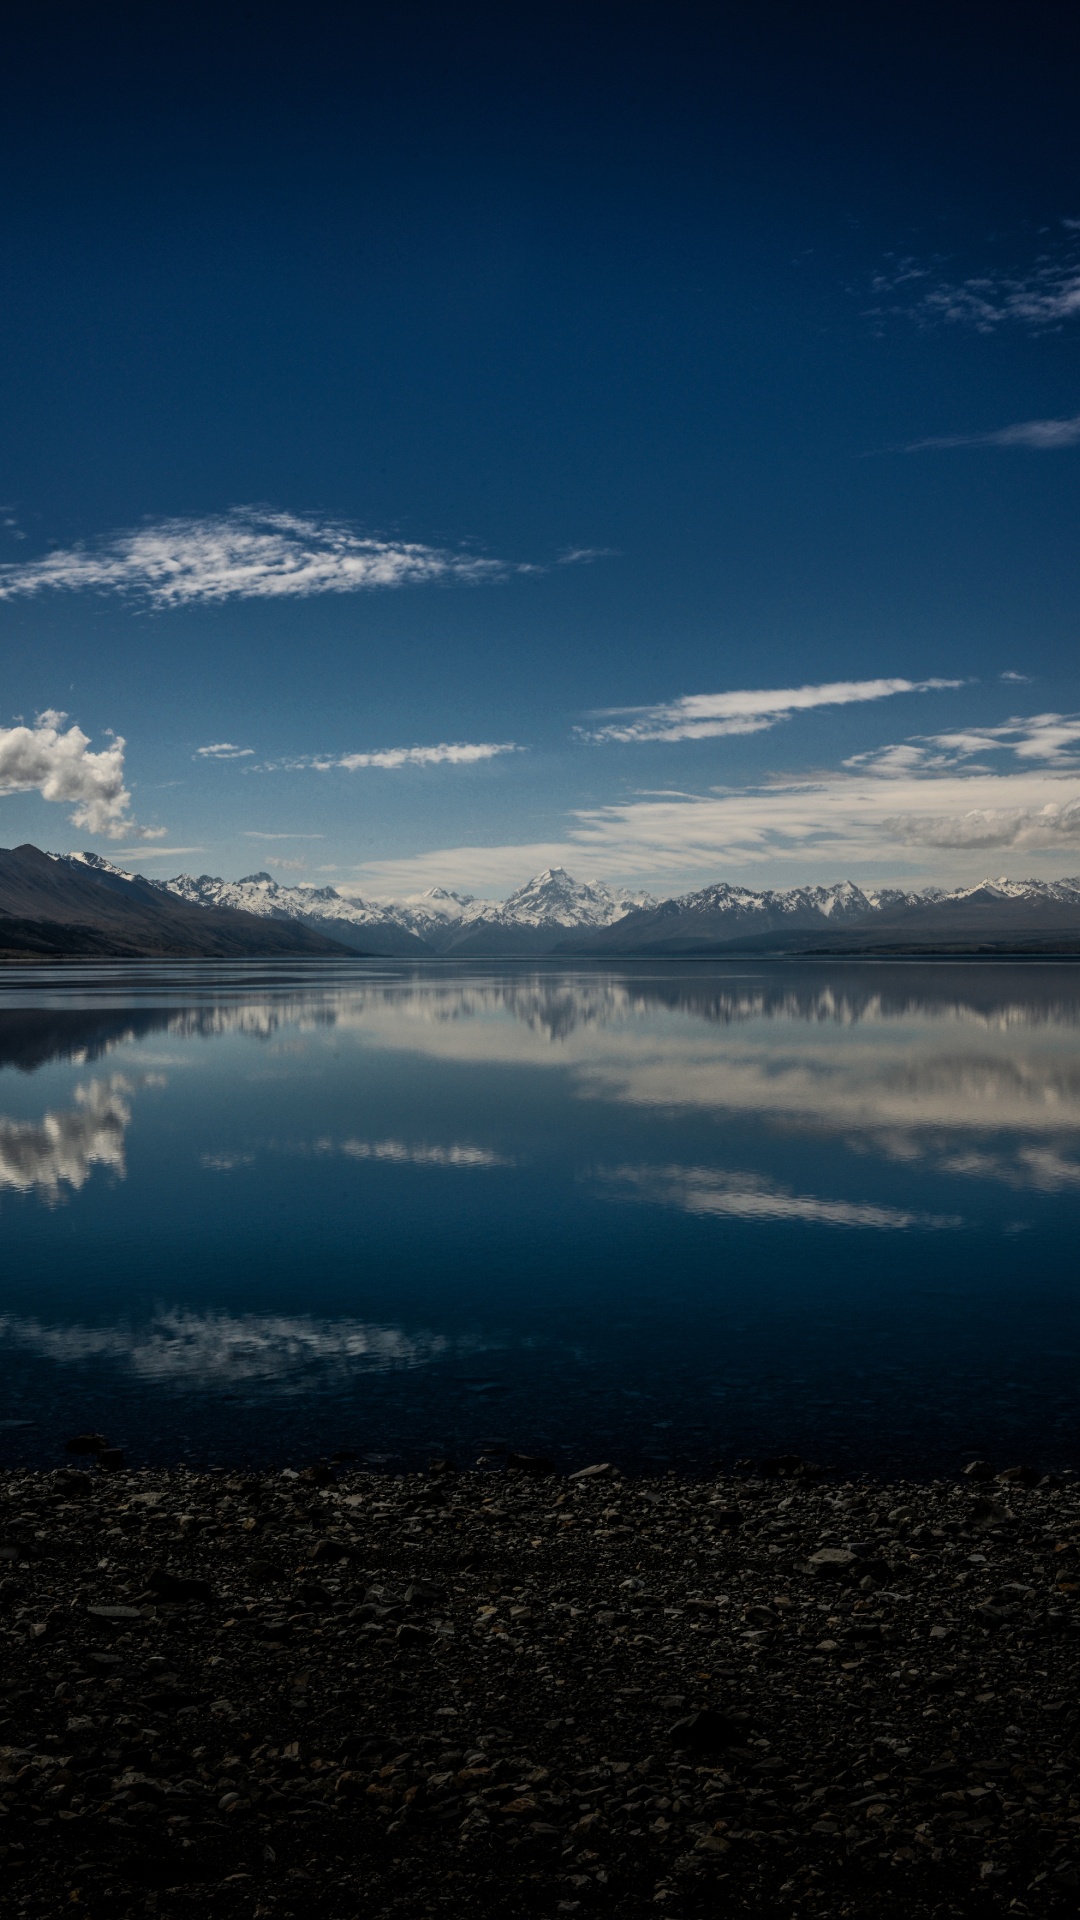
[3,944,1080,964]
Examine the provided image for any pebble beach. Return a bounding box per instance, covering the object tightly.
[2,1453,1079,1918]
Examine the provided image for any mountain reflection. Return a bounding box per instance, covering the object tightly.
[1,962,1079,1199]
[3,962,1080,1073]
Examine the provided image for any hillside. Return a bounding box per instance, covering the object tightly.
[0,845,357,958]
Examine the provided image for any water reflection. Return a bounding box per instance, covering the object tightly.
[0,1309,477,1391]
[0,964,1079,1199]
[0,960,1078,1471]
[593,1162,963,1230]
[0,1076,135,1202]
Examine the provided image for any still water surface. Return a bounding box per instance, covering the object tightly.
[1,958,1078,1476]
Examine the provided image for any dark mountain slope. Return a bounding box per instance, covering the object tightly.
[0,845,358,958]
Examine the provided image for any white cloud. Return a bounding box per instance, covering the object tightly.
[196,742,254,759]
[874,231,1080,332]
[849,712,1080,773]
[906,413,1080,452]
[0,507,522,607]
[111,845,204,859]
[354,762,1080,891]
[281,741,520,772]
[336,742,519,770]
[879,799,1080,851]
[581,676,959,746]
[0,710,155,840]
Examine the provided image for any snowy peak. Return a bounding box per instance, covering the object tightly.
[53,857,1080,955]
[60,850,135,881]
[494,867,657,929]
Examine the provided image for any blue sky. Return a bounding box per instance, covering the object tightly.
[1,2,1079,897]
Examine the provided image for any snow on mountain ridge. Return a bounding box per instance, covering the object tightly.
[54,853,1080,953]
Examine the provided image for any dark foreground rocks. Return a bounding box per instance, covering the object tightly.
[2,1461,1080,1918]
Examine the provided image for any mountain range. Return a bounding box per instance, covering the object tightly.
[0,844,352,958]
[59,852,1080,957]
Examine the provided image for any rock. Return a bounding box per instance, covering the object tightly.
[299,1580,333,1606]
[147,1569,214,1603]
[64,1433,107,1455]
[54,1471,93,1498]
[806,1548,858,1575]
[669,1708,743,1752]
[96,1448,125,1472]
[506,1453,556,1476]
[963,1460,995,1481]
[568,1463,613,1481]
[6,1456,1080,1916]
[312,1537,351,1562]
[744,1604,780,1627]
[247,1558,284,1581]
[760,1455,822,1480]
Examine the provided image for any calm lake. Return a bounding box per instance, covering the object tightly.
[1,958,1078,1477]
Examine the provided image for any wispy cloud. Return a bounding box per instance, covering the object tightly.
[906,413,1080,452]
[848,712,1080,772]
[196,742,254,759]
[111,845,204,859]
[0,507,526,608]
[243,831,324,840]
[872,229,1080,333]
[0,710,159,840]
[279,741,521,772]
[353,710,1080,889]
[580,676,959,746]
[336,742,519,771]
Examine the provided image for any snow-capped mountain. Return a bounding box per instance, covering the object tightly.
[62,858,656,955]
[60,853,1080,956]
[568,873,1080,954]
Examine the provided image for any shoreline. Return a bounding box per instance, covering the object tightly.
[3,1460,1078,1917]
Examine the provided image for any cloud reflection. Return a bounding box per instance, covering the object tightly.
[596,1163,962,1230]
[5,966,1080,1203]
[0,1309,481,1394]
[0,1076,134,1203]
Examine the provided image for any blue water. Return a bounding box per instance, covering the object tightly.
[1,957,1078,1478]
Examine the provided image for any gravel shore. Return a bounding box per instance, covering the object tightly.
[2,1455,1079,1917]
